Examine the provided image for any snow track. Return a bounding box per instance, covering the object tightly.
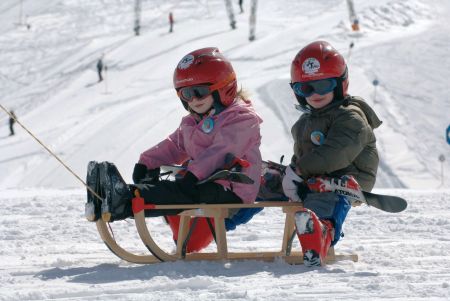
[0,189,449,300]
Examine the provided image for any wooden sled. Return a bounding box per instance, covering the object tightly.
[95,198,358,265]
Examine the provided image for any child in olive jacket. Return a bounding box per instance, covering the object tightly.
[282,41,382,266]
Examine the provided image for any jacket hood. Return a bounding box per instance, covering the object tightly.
[346,96,382,129]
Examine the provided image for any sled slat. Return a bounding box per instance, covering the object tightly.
[152,201,302,210]
[281,211,296,254]
[176,215,191,258]
[214,210,228,259]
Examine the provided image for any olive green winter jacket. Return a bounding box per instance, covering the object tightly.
[291,96,382,191]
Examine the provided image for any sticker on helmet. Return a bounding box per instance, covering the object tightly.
[302,58,320,75]
[310,130,325,146]
[178,54,195,70]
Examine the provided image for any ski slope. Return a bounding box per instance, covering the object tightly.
[0,0,449,300]
[0,0,448,189]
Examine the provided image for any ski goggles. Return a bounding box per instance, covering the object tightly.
[291,78,337,98]
[177,72,236,103]
[177,85,211,103]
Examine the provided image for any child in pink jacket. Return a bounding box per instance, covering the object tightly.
[86,47,262,223]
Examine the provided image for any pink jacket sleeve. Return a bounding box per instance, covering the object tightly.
[138,124,190,169]
[187,112,261,180]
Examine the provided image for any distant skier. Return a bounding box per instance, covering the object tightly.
[282,41,382,266]
[86,47,263,251]
[96,55,104,82]
[169,12,174,33]
[9,110,16,136]
[239,0,244,13]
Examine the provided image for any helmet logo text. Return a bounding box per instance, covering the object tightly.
[302,58,320,75]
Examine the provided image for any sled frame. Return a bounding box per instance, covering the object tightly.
[96,201,358,265]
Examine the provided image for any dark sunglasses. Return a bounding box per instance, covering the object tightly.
[177,85,211,103]
[291,78,337,98]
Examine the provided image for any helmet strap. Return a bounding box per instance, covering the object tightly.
[180,99,189,110]
[333,67,348,101]
[212,91,226,115]
[334,79,344,100]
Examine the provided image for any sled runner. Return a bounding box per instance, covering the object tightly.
[95,200,358,264]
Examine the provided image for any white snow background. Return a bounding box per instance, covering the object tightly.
[0,0,449,300]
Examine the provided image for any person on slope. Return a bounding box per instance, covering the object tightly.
[9,110,17,136]
[96,54,104,82]
[169,12,174,33]
[282,41,382,266]
[86,47,262,250]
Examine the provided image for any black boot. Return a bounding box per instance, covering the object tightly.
[85,161,101,221]
[99,161,133,222]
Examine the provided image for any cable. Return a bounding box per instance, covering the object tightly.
[0,103,103,201]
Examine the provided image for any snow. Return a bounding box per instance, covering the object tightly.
[0,0,449,300]
[1,188,449,300]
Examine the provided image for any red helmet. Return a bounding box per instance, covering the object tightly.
[291,41,348,106]
[173,47,237,110]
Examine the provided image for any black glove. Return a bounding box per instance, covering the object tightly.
[132,163,160,184]
[296,181,311,201]
[176,171,198,198]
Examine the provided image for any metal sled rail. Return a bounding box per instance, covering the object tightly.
[96,201,358,264]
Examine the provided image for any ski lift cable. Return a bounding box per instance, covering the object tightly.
[0,103,103,201]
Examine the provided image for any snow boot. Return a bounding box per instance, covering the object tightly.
[99,161,133,222]
[85,161,101,221]
[295,208,334,267]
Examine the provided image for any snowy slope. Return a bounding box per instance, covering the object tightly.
[0,0,448,189]
[0,0,450,300]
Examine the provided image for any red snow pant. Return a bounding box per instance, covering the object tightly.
[165,215,215,253]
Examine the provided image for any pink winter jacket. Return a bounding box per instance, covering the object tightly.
[138,99,263,203]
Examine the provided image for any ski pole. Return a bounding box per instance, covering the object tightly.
[104,65,108,94]
[0,103,103,201]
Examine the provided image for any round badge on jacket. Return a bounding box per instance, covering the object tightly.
[202,117,214,134]
[310,130,325,145]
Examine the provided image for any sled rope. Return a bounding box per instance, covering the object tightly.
[0,103,103,201]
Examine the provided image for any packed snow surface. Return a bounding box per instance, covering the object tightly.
[0,0,449,300]
[0,189,449,300]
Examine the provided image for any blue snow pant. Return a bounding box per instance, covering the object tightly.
[225,207,263,231]
[303,192,351,246]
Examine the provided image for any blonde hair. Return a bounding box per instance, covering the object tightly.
[236,87,251,101]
